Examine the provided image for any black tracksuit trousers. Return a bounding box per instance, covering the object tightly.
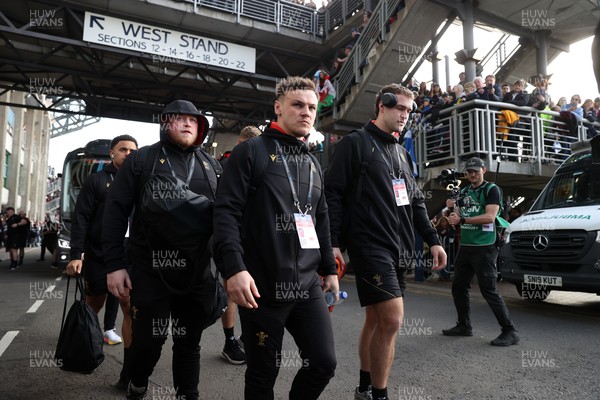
[451,244,515,331]
[239,296,336,400]
[128,274,209,400]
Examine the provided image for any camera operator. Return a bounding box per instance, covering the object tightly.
[441,157,519,346]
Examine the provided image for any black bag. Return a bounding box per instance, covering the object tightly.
[140,146,216,258]
[55,275,104,374]
[202,271,228,329]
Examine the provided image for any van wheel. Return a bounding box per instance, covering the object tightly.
[516,284,550,301]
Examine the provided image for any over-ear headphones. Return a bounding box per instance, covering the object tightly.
[379,91,417,112]
[381,92,398,107]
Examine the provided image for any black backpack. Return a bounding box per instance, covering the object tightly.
[55,275,104,374]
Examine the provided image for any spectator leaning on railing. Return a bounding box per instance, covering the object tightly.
[501,79,529,106]
[593,97,600,121]
[500,82,511,99]
[561,94,584,121]
[527,74,551,111]
[474,76,499,102]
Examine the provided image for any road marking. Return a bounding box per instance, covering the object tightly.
[27,300,44,313]
[0,331,19,358]
[44,284,56,293]
[55,276,63,281]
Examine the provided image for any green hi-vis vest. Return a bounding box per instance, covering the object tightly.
[459,182,501,246]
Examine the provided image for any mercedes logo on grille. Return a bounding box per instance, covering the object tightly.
[532,234,549,251]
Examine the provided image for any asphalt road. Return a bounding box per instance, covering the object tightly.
[1,249,599,400]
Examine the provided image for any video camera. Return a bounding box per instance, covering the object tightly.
[437,169,472,208]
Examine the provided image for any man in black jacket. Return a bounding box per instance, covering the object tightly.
[5,207,27,270]
[65,134,138,389]
[103,100,219,400]
[325,83,447,400]
[213,76,338,400]
[218,125,261,366]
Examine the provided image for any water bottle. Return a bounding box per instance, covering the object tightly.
[324,290,348,306]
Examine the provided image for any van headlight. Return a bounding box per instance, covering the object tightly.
[58,238,70,249]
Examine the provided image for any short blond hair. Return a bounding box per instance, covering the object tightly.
[239,126,261,141]
[463,81,476,92]
[275,76,316,99]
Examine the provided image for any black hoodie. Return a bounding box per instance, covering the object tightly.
[213,123,337,303]
[101,126,218,287]
[70,162,118,262]
[325,121,440,263]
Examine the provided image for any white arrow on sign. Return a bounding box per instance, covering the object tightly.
[82,12,255,74]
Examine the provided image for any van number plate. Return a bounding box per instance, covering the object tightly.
[524,274,563,287]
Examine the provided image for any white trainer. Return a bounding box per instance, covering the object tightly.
[103,329,123,345]
[355,386,372,400]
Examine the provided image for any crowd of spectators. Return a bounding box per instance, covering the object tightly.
[407,72,600,164]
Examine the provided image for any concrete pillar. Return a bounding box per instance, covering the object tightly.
[37,115,51,221]
[456,0,477,82]
[444,55,451,91]
[0,91,9,200]
[8,93,26,209]
[22,107,39,215]
[534,30,549,76]
[431,45,440,84]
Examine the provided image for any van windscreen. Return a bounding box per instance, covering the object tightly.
[531,167,600,210]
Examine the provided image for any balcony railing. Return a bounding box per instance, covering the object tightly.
[182,0,364,37]
[411,99,600,174]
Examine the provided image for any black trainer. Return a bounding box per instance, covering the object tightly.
[115,377,128,391]
[126,382,147,400]
[442,324,473,336]
[491,330,520,346]
[222,338,246,365]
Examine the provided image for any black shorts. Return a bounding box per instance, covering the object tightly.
[351,255,406,307]
[16,237,27,249]
[82,259,109,297]
[5,235,19,250]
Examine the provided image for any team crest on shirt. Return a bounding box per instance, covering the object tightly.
[399,152,407,165]
[257,331,268,347]
[269,154,276,162]
[106,182,110,188]
[159,158,166,164]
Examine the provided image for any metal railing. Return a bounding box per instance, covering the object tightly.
[411,99,600,173]
[332,0,403,117]
[479,33,521,76]
[182,0,364,37]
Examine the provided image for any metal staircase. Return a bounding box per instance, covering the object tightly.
[319,0,450,133]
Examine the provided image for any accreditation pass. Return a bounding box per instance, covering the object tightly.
[294,213,320,249]
[393,178,410,206]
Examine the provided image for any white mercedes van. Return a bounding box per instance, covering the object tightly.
[499,136,600,300]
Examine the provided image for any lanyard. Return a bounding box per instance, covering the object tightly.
[157,146,195,185]
[368,135,403,180]
[273,139,314,215]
